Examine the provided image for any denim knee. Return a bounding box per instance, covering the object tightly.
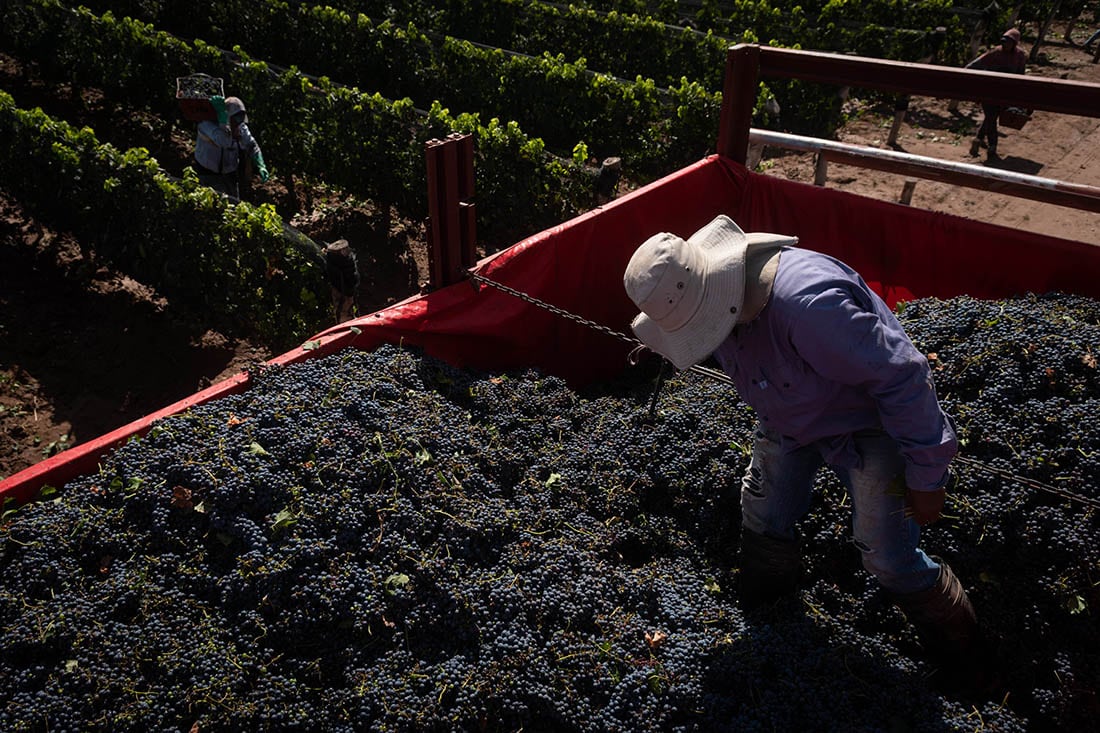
[851,534,940,594]
[740,426,819,542]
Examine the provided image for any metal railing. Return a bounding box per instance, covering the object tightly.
[718,44,1100,215]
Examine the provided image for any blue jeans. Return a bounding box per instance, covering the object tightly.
[740,424,940,594]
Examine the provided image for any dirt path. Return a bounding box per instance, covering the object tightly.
[1002,109,1100,241]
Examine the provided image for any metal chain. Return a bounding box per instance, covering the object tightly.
[467,270,637,346]
[955,456,1100,509]
[467,270,735,385]
[467,270,1095,510]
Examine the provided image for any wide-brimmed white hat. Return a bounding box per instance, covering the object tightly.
[623,215,797,370]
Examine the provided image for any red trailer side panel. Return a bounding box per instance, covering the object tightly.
[3,156,1099,504]
[732,169,1100,308]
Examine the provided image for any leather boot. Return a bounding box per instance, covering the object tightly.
[892,561,998,696]
[738,527,801,611]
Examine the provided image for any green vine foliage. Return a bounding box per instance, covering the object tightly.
[414,0,733,89]
[0,0,596,249]
[6,0,991,252]
[278,0,973,138]
[74,0,722,177]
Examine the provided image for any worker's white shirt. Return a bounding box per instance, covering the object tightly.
[194,120,260,174]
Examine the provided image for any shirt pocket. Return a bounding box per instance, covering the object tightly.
[759,360,819,407]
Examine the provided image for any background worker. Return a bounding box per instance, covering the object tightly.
[623,215,991,693]
[966,28,1028,159]
[194,95,269,198]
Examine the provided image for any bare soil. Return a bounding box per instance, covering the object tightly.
[3,40,1099,483]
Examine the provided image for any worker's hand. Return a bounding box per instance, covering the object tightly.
[906,487,945,526]
[210,95,228,125]
[252,151,269,182]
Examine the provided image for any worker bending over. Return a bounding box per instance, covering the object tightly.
[624,215,992,694]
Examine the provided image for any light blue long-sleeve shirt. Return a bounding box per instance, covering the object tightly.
[712,247,956,492]
[193,119,261,175]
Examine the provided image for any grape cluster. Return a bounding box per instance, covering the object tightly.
[1,293,1097,731]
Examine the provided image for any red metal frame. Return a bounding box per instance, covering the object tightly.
[425,133,477,289]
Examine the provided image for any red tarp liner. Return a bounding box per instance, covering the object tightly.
[4,156,1099,504]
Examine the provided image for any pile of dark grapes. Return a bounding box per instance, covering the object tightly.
[1,292,1097,732]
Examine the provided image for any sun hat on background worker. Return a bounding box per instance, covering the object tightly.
[623,215,797,370]
[225,96,247,122]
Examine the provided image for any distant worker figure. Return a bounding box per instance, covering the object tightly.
[965,28,1027,159]
[193,95,269,198]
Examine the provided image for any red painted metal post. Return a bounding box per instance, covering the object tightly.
[425,134,477,289]
[425,139,444,288]
[717,44,761,163]
[441,138,463,286]
[754,46,1100,116]
[451,133,477,275]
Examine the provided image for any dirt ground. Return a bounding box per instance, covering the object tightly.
[2,39,1099,484]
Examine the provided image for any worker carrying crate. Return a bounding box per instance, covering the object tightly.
[965,28,1028,160]
[177,73,269,198]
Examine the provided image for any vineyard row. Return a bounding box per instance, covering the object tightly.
[0,89,332,347]
[83,0,980,158]
[10,0,988,230]
[3,0,597,249]
[77,0,729,173]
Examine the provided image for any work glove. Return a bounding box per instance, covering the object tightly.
[210,95,228,125]
[906,487,945,526]
[252,151,269,182]
[905,470,953,526]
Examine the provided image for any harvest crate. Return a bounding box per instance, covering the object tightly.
[175,73,223,122]
[998,106,1032,129]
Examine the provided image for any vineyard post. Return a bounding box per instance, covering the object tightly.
[950,5,995,116]
[813,154,828,186]
[717,44,761,164]
[887,96,910,147]
[899,179,918,205]
[1030,0,1065,63]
